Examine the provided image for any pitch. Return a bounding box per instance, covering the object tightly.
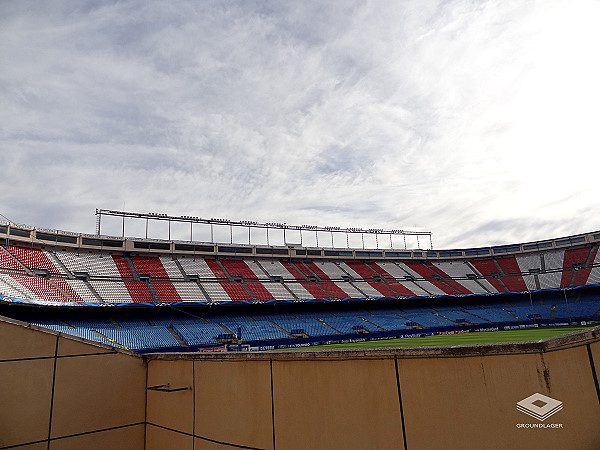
[304,324,597,349]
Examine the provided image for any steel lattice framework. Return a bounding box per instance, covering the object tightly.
[95,208,433,249]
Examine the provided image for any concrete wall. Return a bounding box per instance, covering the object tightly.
[147,330,600,449]
[0,318,146,448]
[1,316,599,449]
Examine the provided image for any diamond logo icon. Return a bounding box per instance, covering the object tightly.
[516,393,563,421]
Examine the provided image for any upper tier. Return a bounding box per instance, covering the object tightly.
[0,230,599,304]
[2,222,599,260]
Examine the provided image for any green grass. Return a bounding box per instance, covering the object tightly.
[303,325,596,350]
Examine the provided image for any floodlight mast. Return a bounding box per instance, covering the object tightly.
[94,208,433,249]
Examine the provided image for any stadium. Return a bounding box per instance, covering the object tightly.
[3,2,600,449]
[0,212,599,448]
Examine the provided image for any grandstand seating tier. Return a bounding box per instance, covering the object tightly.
[1,243,599,305]
[8,246,65,275]
[131,256,170,279]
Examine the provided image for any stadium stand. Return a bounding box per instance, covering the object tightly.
[89,280,133,303]
[55,251,122,277]
[177,257,218,278]
[200,282,232,302]
[2,244,600,306]
[284,282,316,299]
[0,273,34,298]
[0,223,599,353]
[9,274,69,302]
[261,260,297,280]
[151,281,182,302]
[0,247,28,271]
[131,256,170,279]
[7,246,65,275]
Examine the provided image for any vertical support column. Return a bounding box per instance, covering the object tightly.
[563,289,572,322]
[529,290,535,316]
[96,210,102,235]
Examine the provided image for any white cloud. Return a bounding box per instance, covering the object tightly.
[1,0,598,249]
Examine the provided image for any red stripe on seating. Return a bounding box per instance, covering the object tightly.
[404,262,458,295]
[292,262,315,278]
[280,261,306,280]
[206,260,228,278]
[368,281,398,297]
[221,260,258,279]
[495,257,527,292]
[319,281,349,298]
[304,262,330,280]
[573,246,598,286]
[112,255,134,278]
[300,282,329,299]
[344,261,379,278]
[11,274,68,302]
[561,247,592,287]
[495,257,521,274]
[428,266,472,295]
[0,249,24,270]
[386,280,415,296]
[368,263,415,296]
[8,246,60,273]
[131,256,169,278]
[246,282,275,301]
[51,278,83,302]
[470,259,506,292]
[152,282,182,302]
[220,283,253,301]
[124,281,154,302]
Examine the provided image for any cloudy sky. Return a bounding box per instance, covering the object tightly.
[1,0,599,250]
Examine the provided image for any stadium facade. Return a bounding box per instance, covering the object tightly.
[0,221,599,448]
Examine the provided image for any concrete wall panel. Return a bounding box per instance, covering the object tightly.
[272,358,403,450]
[49,423,145,449]
[193,436,250,449]
[146,424,193,450]
[0,320,56,360]
[0,359,54,447]
[194,360,273,450]
[51,352,146,439]
[9,443,48,450]
[147,359,194,434]
[57,335,113,356]
[398,346,600,449]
